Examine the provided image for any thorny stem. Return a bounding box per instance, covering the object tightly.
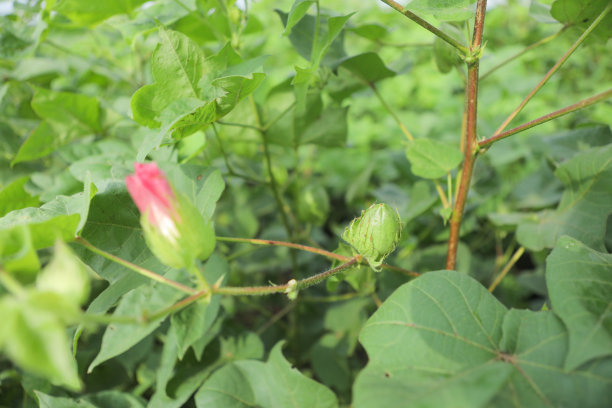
[445,0,487,270]
[478,88,612,148]
[75,237,196,295]
[479,25,568,81]
[492,3,611,136]
[217,236,420,276]
[489,246,525,292]
[380,0,468,54]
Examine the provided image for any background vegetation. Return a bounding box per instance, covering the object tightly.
[0,0,611,406]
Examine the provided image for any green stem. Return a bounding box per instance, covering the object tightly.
[75,237,196,295]
[478,88,612,148]
[217,236,420,276]
[215,256,360,295]
[492,3,611,136]
[480,25,568,81]
[212,124,266,184]
[263,101,297,131]
[370,83,414,142]
[249,96,294,242]
[380,0,468,54]
[189,263,210,292]
[489,246,525,292]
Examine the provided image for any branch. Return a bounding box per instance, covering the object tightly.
[492,3,611,136]
[380,0,468,54]
[478,88,612,148]
[445,0,488,270]
[489,246,525,292]
[217,236,420,276]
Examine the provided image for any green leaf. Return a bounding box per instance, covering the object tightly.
[276,10,348,66]
[517,144,612,251]
[285,0,316,35]
[170,255,228,359]
[37,240,90,305]
[0,176,39,217]
[400,0,477,22]
[212,73,266,118]
[55,0,149,26]
[298,106,349,147]
[0,295,81,390]
[347,23,388,40]
[87,269,186,372]
[546,236,612,370]
[13,87,102,164]
[0,185,94,249]
[131,28,206,128]
[354,270,612,407]
[336,52,396,84]
[35,390,145,407]
[551,0,612,40]
[195,342,338,408]
[0,225,39,278]
[406,138,463,179]
[493,309,612,407]
[354,270,510,408]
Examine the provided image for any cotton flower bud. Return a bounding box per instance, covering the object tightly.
[126,162,215,269]
[342,203,401,271]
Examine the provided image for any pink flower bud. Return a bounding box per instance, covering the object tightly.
[125,162,216,269]
[126,163,179,243]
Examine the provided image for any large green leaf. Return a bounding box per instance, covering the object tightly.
[546,236,612,370]
[354,270,510,408]
[194,342,338,408]
[131,28,207,128]
[353,270,612,407]
[406,138,463,179]
[517,143,612,251]
[55,0,149,26]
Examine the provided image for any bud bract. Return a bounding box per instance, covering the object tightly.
[126,162,215,269]
[342,203,401,271]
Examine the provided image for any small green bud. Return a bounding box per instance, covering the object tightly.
[297,184,330,226]
[342,203,401,271]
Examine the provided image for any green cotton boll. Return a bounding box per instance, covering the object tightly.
[297,184,330,226]
[342,203,401,271]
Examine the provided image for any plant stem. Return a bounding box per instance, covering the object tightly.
[446,0,488,270]
[250,96,294,242]
[212,124,265,184]
[478,88,612,148]
[215,256,360,295]
[263,101,296,131]
[75,237,196,295]
[0,268,25,297]
[370,83,414,142]
[217,236,420,276]
[492,3,611,136]
[480,26,567,81]
[489,246,525,292]
[380,0,468,54]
